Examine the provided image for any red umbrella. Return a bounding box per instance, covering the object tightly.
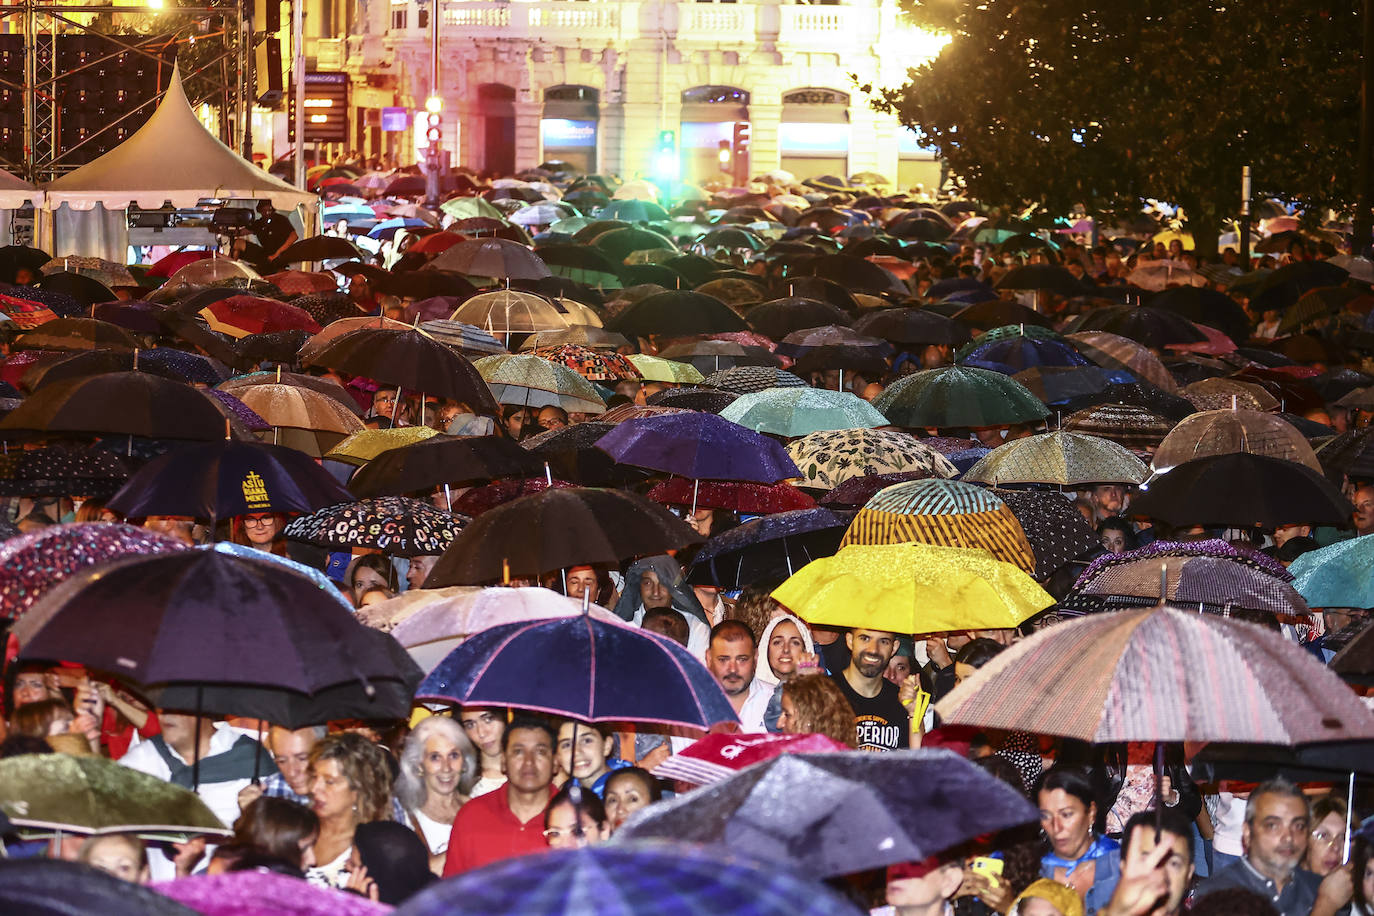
[450,477,577,516]
[408,231,468,255]
[0,293,58,330]
[651,732,849,786]
[146,250,211,278]
[1164,321,1237,355]
[648,478,815,514]
[198,295,322,339]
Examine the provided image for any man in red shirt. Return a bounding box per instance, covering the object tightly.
[443,716,558,876]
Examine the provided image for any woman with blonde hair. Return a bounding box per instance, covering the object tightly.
[304,732,394,890]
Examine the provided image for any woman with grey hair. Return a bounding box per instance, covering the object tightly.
[396,715,478,872]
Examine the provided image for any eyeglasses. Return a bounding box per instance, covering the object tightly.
[242,515,276,527]
[541,826,586,841]
[1312,829,1346,848]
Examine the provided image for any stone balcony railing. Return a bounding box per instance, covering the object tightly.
[435,0,622,41]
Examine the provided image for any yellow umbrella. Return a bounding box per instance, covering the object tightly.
[325,426,441,467]
[1150,229,1194,250]
[628,354,704,384]
[771,542,1054,635]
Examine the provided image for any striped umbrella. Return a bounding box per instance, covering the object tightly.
[962,431,1149,487]
[1067,331,1179,392]
[772,541,1053,634]
[935,603,1374,744]
[841,478,1036,574]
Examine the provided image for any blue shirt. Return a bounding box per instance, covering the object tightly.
[1196,858,1322,916]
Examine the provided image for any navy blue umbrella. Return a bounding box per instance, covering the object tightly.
[418,614,737,730]
[107,439,352,521]
[686,507,854,590]
[959,336,1093,374]
[596,412,800,483]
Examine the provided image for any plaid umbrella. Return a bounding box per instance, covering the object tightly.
[648,478,815,514]
[991,488,1102,581]
[325,426,440,466]
[701,366,807,393]
[718,387,887,438]
[474,353,607,414]
[774,541,1052,633]
[935,602,1374,743]
[841,478,1037,574]
[0,446,132,498]
[627,354,703,383]
[533,344,641,382]
[1288,535,1374,610]
[962,431,1149,486]
[284,496,468,557]
[1067,330,1179,392]
[1062,403,1174,454]
[0,522,188,621]
[1152,408,1321,474]
[1182,377,1281,412]
[874,366,1049,429]
[786,428,958,489]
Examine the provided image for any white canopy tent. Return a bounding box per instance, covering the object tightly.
[40,65,315,259]
[0,169,41,246]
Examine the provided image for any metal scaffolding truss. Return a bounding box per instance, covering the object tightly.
[0,0,247,181]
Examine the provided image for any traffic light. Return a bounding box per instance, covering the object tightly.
[654,129,679,180]
[733,121,751,154]
[731,121,751,184]
[718,139,731,169]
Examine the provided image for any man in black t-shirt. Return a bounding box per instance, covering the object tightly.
[830,628,909,752]
[245,200,298,272]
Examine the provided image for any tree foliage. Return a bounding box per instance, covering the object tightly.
[868,0,1362,251]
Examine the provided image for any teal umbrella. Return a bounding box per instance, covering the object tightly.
[719,387,888,438]
[874,366,1049,429]
[0,754,230,841]
[1288,534,1374,609]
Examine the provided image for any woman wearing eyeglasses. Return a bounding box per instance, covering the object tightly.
[230,511,291,556]
[1304,795,1350,879]
[542,784,609,850]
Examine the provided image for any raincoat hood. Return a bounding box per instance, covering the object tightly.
[614,555,709,626]
[756,612,814,686]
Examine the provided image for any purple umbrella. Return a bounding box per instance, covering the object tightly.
[0,522,189,621]
[595,412,800,484]
[202,389,271,432]
[154,871,390,916]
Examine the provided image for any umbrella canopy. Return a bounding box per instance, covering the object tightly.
[284,497,467,557]
[302,327,499,413]
[1131,453,1352,528]
[27,348,227,389]
[475,353,607,414]
[686,507,854,590]
[0,372,230,440]
[625,354,703,384]
[647,478,815,514]
[1288,534,1374,610]
[719,387,888,438]
[277,235,363,262]
[646,386,740,413]
[609,290,748,338]
[596,412,801,483]
[1062,403,1174,454]
[17,548,421,725]
[841,478,1037,574]
[650,732,850,786]
[347,435,545,497]
[231,383,364,435]
[218,370,363,416]
[615,750,1037,879]
[1070,553,1311,619]
[0,754,229,839]
[532,344,641,382]
[13,317,140,353]
[701,366,807,394]
[325,426,440,466]
[1072,305,1207,348]
[198,295,321,339]
[451,290,569,335]
[786,428,958,489]
[1151,408,1321,474]
[418,614,737,729]
[874,366,1049,429]
[773,541,1052,633]
[1067,330,1178,392]
[425,487,702,585]
[852,306,973,347]
[992,488,1102,581]
[935,603,1374,743]
[0,446,132,499]
[0,859,199,916]
[155,871,390,916]
[395,843,865,916]
[427,238,551,279]
[962,431,1149,486]
[107,440,352,520]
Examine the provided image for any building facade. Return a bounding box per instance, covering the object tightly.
[312,0,942,189]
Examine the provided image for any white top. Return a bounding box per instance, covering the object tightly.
[119,722,253,881]
[306,846,352,890]
[737,678,773,733]
[631,604,710,657]
[411,807,452,856]
[469,775,506,799]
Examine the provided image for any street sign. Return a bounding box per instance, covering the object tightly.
[288,71,349,143]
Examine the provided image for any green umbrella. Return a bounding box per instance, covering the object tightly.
[873,366,1049,429]
[439,197,505,221]
[0,754,230,841]
[474,353,607,414]
[719,387,888,438]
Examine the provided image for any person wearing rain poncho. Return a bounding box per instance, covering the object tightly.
[613,556,713,658]
[757,613,816,733]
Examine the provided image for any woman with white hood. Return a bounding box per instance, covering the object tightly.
[757,613,816,732]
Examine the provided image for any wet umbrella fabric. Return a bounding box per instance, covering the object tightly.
[395,843,866,916]
[786,428,958,490]
[284,497,467,557]
[962,431,1149,487]
[1067,553,1311,620]
[107,440,352,520]
[701,365,807,393]
[27,348,228,389]
[347,435,545,497]
[0,446,132,498]
[0,753,230,839]
[1288,535,1374,613]
[873,366,1049,429]
[0,859,198,916]
[610,291,748,338]
[936,603,1374,744]
[647,479,814,514]
[686,507,853,589]
[596,412,800,483]
[614,750,1037,879]
[0,372,230,440]
[992,488,1102,581]
[719,387,887,437]
[155,871,392,916]
[1130,453,1352,528]
[304,327,499,414]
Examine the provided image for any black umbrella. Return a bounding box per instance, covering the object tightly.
[1190,741,1374,783]
[377,269,479,301]
[425,486,702,585]
[746,298,852,339]
[804,254,906,295]
[0,446,132,498]
[851,307,973,347]
[332,261,389,285]
[1330,625,1374,687]
[0,859,197,916]
[614,749,1038,878]
[1070,305,1208,349]
[19,548,421,727]
[517,422,644,486]
[302,327,499,414]
[277,236,362,263]
[954,299,1055,329]
[791,346,889,376]
[994,264,1083,296]
[609,290,747,338]
[991,488,1102,580]
[0,372,229,440]
[645,386,740,412]
[284,496,467,557]
[25,348,227,389]
[13,317,140,353]
[618,264,686,289]
[383,175,426,196]
[233,329,311,368]
[1058,381,1198,423]
[34,271,116,307]
[107,439,351,521]
[591,226,676,261]
[1131,453,1353,528]
[427,238,551,280]
[348,435,544,497]
[290,292,365,327]
[1250,260,1350,314]
[0,245,51,284]
[1148,286,1252,344]
[685,507,853,589]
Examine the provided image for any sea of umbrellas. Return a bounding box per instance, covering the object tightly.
[1,164,1374,915]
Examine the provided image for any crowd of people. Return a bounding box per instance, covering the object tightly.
[0,164,1372,916]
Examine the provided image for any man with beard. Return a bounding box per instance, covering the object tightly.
[1194,779,1323,916]
[830,628,909,751]
[704,620,770,732]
